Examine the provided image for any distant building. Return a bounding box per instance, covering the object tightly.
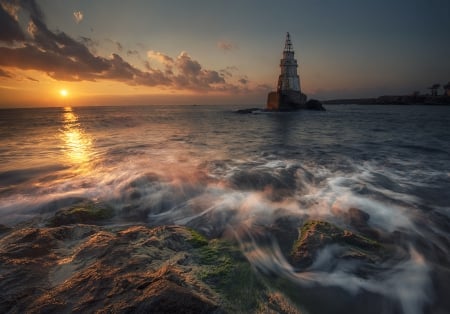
[444,82,450,97]
[429,84,440,97]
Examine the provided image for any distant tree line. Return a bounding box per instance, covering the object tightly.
[424,82,450,97]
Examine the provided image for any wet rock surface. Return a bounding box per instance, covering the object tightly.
[47,201,115,227]
[234,108,261,114]
[290,220,383,269]
[0,219,298,313]
[305,99,326,111]
[0,224,11,235]
[1,202,444,314]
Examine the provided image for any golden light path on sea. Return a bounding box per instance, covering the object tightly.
[61,106,93,166]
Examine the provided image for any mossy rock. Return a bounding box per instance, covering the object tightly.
[47,201,114,227]
[187,229,209,248]
[291,220,382,268]
[189,235,266,313]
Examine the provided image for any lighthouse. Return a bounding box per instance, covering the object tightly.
[266,33,323,111]
[277,32,301,93]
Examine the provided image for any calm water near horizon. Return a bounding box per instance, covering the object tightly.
[1,104,449,313]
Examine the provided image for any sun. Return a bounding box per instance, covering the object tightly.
[59,89,68,97]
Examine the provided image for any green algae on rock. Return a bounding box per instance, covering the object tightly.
[47,201,114,227]
[192,237,266,312]
[0,223,301,313]
[291,220,383,268]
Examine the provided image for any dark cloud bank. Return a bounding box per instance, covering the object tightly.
[0,0,245,92]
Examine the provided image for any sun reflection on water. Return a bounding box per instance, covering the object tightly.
[61,107,93,165]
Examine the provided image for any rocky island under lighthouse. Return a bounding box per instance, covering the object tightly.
[266,33,325,111]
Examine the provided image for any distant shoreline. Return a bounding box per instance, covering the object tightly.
[323,95,450,106]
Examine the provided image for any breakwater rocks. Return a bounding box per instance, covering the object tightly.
[235,99,325,114]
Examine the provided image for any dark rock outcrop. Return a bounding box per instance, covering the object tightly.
[305,99,325,111]
[0,224,11,235]
[266,91,326,111]
[234,108,260,114]
[47,201,114,227]
[290,220,383,269]
[234,97,325,114]
[343,208,381,240]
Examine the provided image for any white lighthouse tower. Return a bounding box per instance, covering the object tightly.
[277,32,301,93]
[267,32,309,110]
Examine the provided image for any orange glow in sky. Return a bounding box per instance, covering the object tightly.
[0,1,449,107]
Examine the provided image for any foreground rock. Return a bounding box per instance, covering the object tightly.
[0,221,299,313]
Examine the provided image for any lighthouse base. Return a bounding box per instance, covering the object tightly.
[266,91,325,111]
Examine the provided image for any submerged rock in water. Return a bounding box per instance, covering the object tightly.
[290,220,383,269]
[305,99,326,111]
[234,99,325,114]
[0,224,11,235]
[234,108,261,114]
[47,201,115,227]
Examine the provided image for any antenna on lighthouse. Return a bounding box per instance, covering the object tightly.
[284,32,293,52]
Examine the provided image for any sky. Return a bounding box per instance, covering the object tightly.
[0,0,449,107]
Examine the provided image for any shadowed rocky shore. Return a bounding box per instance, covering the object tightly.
[0,200,423,314]
[0,201,301,313]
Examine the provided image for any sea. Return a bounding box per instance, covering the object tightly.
[0,104,449,313]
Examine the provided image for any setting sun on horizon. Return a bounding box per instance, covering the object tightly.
[59,89,68,98]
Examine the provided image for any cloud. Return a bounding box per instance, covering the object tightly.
[256,83,272,91]
[26,76,38,82]
[0,2,25,42]
[0,44,102,81]
[1,1,20,20]
[0,68,12,78]
[171,51,226,90]
[143,60,151,71]
[176,51,201,76]
[219,66,238,78]
[147,50,175,75]
[105,38,123,52]
[127,49,140,57]
[79,36,99,52]
[73,10,83,24]
[239,78,248,85]
[115,41,123,52]
[0,1,162,85]
[0,0,251,93]
[147,50,234,90]
[217,40,236,51]
[147,50,174,65]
